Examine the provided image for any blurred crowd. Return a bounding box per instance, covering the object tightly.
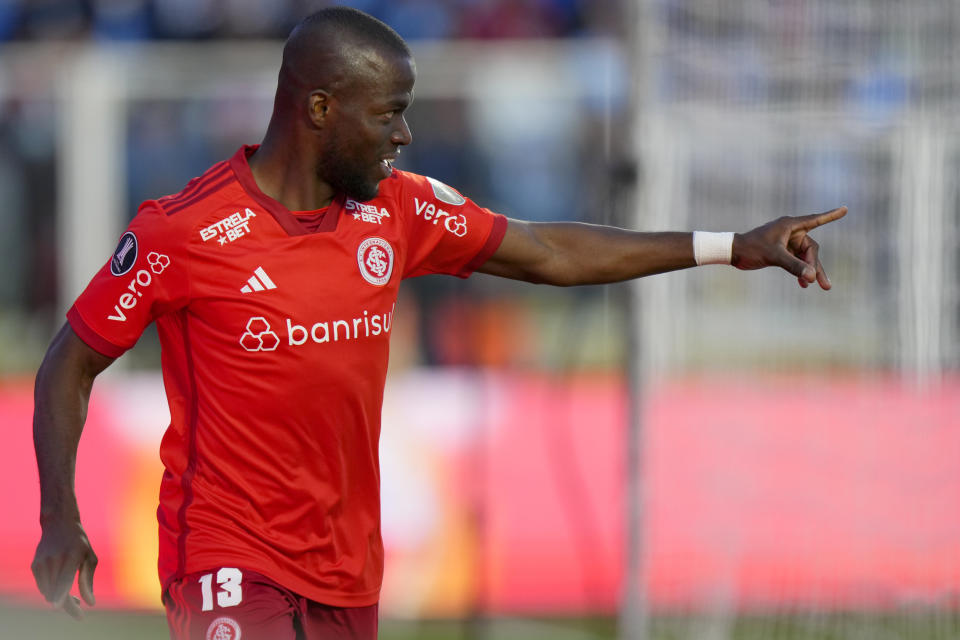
[0,0,620,41]
[0,0,627,374]
[5,1,944,374]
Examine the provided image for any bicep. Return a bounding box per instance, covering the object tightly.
[475,218,556,283]
[39,323,116,387]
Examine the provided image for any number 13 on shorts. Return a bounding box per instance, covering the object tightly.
[199,568,243,611]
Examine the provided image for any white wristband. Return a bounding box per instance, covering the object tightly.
[693,231,734,266]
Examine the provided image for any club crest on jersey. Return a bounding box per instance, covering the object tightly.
[206,616,241,640]
[427,176,466,206]
[110,231,138,276]
[345,199,391,224]
[357,237,394,287]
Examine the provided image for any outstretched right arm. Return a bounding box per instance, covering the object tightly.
[32,322,115,619]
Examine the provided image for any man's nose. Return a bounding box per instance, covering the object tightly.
[392,116,412,146]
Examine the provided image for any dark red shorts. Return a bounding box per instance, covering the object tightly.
[163,567,378,640]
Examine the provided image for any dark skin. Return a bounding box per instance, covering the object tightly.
[32,35,845,619]
[248,34,415,210]
[32,324,112,619]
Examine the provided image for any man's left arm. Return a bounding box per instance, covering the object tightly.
[477,207,847,289]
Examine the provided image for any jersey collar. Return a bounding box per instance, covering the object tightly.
[229,144,344,236]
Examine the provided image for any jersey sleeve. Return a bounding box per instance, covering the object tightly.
[67,202,191,358]
[397,172,507,279]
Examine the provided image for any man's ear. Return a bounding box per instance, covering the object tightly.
[307,90,332,128]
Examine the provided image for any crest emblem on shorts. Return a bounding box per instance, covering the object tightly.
[110,231,138,276]
[206,616,241,640]
[357,237,394,287]
[427,176,466,206]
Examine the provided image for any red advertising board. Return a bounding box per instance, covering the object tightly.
[3,373,958,614]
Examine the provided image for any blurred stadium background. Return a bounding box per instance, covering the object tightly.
[1,0,958,639]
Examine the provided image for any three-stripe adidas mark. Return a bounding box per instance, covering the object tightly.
[241,266,277,293]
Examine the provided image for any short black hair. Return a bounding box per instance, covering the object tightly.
[292,7,411,59]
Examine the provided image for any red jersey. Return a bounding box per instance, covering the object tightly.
[68,145,507,606]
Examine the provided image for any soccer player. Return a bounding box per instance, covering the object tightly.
[30,7,845,640]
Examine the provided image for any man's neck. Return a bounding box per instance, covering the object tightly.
[247,137,336,212]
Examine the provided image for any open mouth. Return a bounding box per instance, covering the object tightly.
[379,157,395,178]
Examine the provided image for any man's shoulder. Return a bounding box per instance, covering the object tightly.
[374,169,468,208]
[131,157,254,240]
[151,159,238,218]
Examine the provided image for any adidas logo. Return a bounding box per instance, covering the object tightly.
[241,266,277,293]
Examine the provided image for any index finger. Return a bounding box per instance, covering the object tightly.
[792,206,847,231]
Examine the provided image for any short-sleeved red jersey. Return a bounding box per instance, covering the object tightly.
[68,145,507,606]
